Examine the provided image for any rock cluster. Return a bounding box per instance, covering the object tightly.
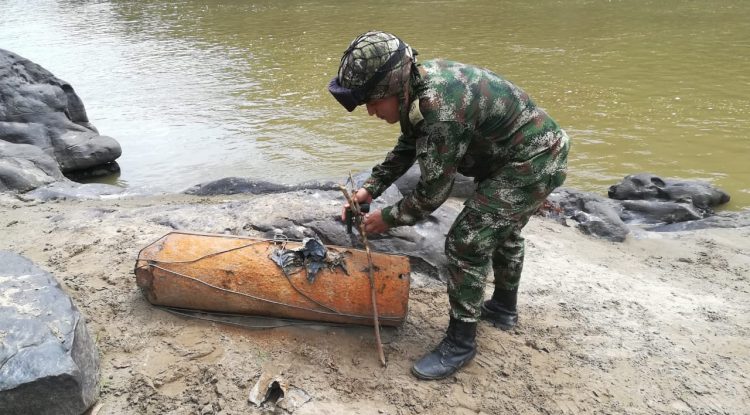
[546,173,737,241]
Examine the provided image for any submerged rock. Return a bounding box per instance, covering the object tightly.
[0,251,100,415]
[22,181,125,201]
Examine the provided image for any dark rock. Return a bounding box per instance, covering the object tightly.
[368,203,460,281]
[0,140,66,192]
[350,170,373,189]
[53,130,121,172]
[146,184,455,278]
[292,180,341,192]
[185,176,384,197]
[606,173,732,227]
[0,251,99,415]
[64,161,121,181]
[265,188,457,280]
[647,210,750,232]
[393,164,475,198]
[306,218,361,247]
[184,177,291,196]
[349,172,405,207]
[545,188,630,242]
[545,174,738,241]
[0,48,121,178]
[307,203,459,280]
[608,173,730,210]
[300,185,406,246]
[369,183,404,208]
[619,199,703,224]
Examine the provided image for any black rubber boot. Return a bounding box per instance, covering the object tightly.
[481,288,518,330]
[411,317,477,380]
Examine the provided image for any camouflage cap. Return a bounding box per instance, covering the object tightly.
[336,31,417,103]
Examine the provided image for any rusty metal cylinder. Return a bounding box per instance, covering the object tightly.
[134,232,411,326]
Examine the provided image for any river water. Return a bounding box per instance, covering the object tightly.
[2,0,749,208]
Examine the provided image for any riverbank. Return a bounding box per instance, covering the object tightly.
[1,191,748,415]
[4,0,750,209]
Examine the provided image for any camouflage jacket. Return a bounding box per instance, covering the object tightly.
[362,59,569,227]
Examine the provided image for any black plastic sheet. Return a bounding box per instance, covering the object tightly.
[269,237,346,282]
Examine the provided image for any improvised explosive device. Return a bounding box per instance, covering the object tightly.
[134,231,410,326]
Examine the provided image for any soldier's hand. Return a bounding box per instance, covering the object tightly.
[341,188,373,222]
[363,209,390,234]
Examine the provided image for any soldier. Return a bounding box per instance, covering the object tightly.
[328,31,569,380]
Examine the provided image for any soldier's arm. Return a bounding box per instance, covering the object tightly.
[381,121,468,227]
[361,133,417,199]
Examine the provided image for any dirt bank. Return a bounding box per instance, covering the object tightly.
[1,192,748,415]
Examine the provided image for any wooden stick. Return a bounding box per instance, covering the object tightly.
[338,184,387,367]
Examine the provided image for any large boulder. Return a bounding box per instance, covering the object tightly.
[0,140,67,192]
[0,48,121,175]
[0,251,100,415]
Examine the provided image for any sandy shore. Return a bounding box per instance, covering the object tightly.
[1,191,748,415]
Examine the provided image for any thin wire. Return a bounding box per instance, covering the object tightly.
[159,306,351,329]
[281,271,342,314]
[144,233,351,314]
[169,231,305,242]
[143,240,268,265]
[137,263,401,323]
[159,306,396,344]
[136,232,399,323]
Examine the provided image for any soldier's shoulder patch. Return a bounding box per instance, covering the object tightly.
[409,98,424,127]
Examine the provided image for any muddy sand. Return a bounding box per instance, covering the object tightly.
[1,192,748,415]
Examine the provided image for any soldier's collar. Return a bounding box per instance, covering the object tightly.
[408,98,424,127]
[408,66,427,127]
[398,66,426,134]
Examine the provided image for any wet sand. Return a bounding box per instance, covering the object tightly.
[1,192,748,415]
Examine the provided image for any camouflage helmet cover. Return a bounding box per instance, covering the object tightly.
[329,31,417,111]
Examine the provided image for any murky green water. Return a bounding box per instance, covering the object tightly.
[2,0,749,208]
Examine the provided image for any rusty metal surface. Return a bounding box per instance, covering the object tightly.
[134,231,411,326]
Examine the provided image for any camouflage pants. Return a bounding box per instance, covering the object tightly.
[445,137,569,322]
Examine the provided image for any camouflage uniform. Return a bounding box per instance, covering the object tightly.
[362,59,570,322]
